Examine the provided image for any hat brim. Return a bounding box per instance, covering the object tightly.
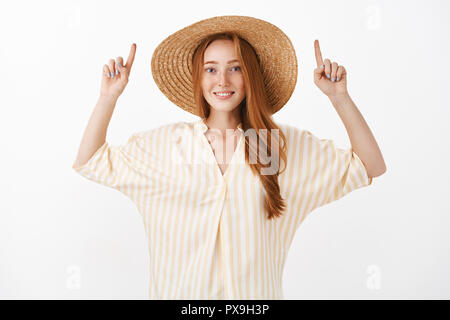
[151,15,298,116]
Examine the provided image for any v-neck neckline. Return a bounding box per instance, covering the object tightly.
[196,118,244,180]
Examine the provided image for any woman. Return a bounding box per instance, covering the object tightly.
[72,16,386,299]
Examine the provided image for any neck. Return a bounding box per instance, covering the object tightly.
[205,108,242,136]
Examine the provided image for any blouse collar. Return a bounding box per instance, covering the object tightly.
[194,118,243,135]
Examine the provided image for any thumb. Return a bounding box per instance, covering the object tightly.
[314,64,325,82]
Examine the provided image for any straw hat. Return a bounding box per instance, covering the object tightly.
[151,15,298,116]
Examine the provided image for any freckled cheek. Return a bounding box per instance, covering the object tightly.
[236,75,245,89]
[201,80,213,95]
[236,79,245,94]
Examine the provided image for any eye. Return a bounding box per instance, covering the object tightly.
[205,68,214,73]
[232,66,241,71]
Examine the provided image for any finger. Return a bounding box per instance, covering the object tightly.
[336,65,346,81]
[324,58,331,79]
[331,62,338,82]
[115,56,124,77]
[108,58,116,79]
[103,65,111,79]
[314,40,324,67]
[314,65,324,82]
[125,43,136,71]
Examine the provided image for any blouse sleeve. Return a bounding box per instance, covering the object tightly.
[71,132,156,195]
[281,125,373,219]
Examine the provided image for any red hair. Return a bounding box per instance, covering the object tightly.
[192,32,288,220]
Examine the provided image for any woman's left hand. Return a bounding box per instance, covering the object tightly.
[313,39,348,98]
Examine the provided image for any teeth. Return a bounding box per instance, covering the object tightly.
[215,92,233,96]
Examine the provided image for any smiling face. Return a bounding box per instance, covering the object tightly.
[201,39,246,114]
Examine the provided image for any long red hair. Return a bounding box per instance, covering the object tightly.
[192,32,288,220]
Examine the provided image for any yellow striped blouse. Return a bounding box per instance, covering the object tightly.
[72,118,372,299]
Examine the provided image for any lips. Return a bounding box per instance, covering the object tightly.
[214,91,234,94]
[213,91,235,100]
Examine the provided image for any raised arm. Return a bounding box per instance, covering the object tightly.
[313,40,386,178]
[72,43,136,168]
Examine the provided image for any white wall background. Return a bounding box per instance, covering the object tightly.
[1,0,449,299]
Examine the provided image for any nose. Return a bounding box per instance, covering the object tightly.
[218,71,229,87]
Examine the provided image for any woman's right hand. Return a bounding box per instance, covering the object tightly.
[100,43,136,100]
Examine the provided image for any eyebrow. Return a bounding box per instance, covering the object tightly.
[204,59,240,65]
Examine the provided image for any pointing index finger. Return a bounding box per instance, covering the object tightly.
[125,43,136,70]
[314,39,324,67]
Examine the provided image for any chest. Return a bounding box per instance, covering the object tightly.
[204,130,241,176]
